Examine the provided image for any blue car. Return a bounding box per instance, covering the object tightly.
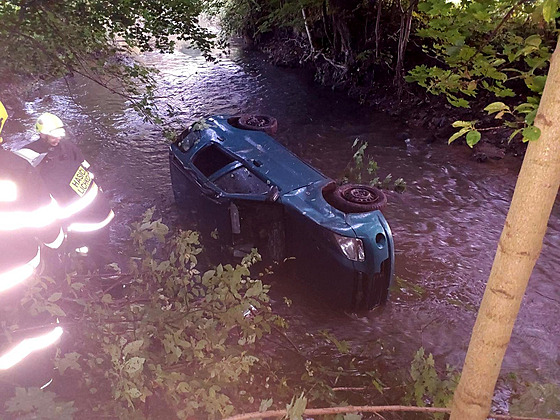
[169,115,394,311]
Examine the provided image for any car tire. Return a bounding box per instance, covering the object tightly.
[237,115,278,136]
[325,183,387,213]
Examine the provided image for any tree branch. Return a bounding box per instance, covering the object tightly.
[223,405,553,420]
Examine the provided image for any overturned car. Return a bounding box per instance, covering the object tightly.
[169,115,394,311]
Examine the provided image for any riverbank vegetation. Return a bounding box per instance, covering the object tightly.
[213,0,555,155]
[0,0,554,154]
[4,211,559,419]
[0,1,214,120]
[2,1,560,418]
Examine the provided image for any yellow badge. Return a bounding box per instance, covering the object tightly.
[69,166,92,197]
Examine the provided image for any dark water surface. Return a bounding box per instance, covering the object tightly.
[4,41,559,396]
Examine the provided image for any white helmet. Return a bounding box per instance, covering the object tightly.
[36,113,66,138]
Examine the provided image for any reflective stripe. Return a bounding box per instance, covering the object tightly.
[0,247,41,293]
[58,182,98,219]
[0,183,98,230]
[67,210,114,233]
[44,227,65,249]
[12,148,47,167]
[75,246,89,255]
[0,326,63,370]
[0,197,58,231]
[0,180,17,202]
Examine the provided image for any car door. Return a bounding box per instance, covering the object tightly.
[173,141,282,256]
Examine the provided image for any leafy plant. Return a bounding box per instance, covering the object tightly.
[342,138,406,192]
[405,348,460,418]
[6,208,283,418]
[0,1,216,121]
[510,382,560,418]
[407,0,555,146]
[5,388,77,420]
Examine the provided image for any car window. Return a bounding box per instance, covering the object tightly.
[214,166,270,195]
[193,144,235,177]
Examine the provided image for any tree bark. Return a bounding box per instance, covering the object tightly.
[301,8,315,53]
[375,0,382,58]
[394,0,418,93]
[450,40,560,419]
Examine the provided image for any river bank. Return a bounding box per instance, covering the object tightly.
[247,33,527,162]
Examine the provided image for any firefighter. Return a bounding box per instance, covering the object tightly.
[0,101,64,376]
[16,112,114,260]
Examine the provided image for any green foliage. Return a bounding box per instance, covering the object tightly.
[343,138,406,192]
[213,0,324,38]
[510,382,560,418]
[7,208,282,418]
[0,1,216,121]
[5,388,77,420]
[408,0,555,146]
[406,348,460,418]
[286,392,308,419]
[448,120,480,147]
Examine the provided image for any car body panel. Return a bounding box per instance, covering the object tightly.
[169,115,395,311]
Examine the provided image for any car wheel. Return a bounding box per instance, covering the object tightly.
[237,114,278,136]
[325,183,387,213]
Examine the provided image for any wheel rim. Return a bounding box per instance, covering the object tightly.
[244,116,270,128]
[342,187,379,204]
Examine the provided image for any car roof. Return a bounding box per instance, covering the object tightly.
[202,116,326,193]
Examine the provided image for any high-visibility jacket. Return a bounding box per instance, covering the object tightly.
[16,139,114,234]
[0,149,64,372]
[0,150,63,290]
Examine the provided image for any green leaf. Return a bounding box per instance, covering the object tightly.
[525,35,542,48]
[525,110,537,125]
[101,294,113,303]
[451,120,472,128]
[259,398,273,412]
[515,103,538,114]
[508,129,522,143]
[56,352,81,375]
[523,126,541,142]
[48,292,62,302]
[466,130,481,148]
[448,127,470,144]
[123,339,144,356]
[286,392,307,420]
[124,356,145,375]
[484,102,510,114]
[446,96,470,108]
[543,0,558,21]
[525,76,547,94]
[46,303,66,317]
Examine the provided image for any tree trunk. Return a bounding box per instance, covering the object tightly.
[375,0,382,58]
[394,0,418,93]
[450,41,560,419]
[301,8,315,53]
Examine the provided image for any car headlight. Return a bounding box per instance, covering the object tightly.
[333,233,365,262]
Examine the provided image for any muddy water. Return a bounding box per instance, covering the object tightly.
[4,41,559,393]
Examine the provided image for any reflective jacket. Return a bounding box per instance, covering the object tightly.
[17,139,114,234]
[0,149,63,293]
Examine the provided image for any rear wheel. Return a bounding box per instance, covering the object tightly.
[237,114,278,135]
[323,183,387,213]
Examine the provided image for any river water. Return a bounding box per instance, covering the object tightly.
[3,41,559,402]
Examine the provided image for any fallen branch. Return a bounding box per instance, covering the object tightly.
[223,405,554,420]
